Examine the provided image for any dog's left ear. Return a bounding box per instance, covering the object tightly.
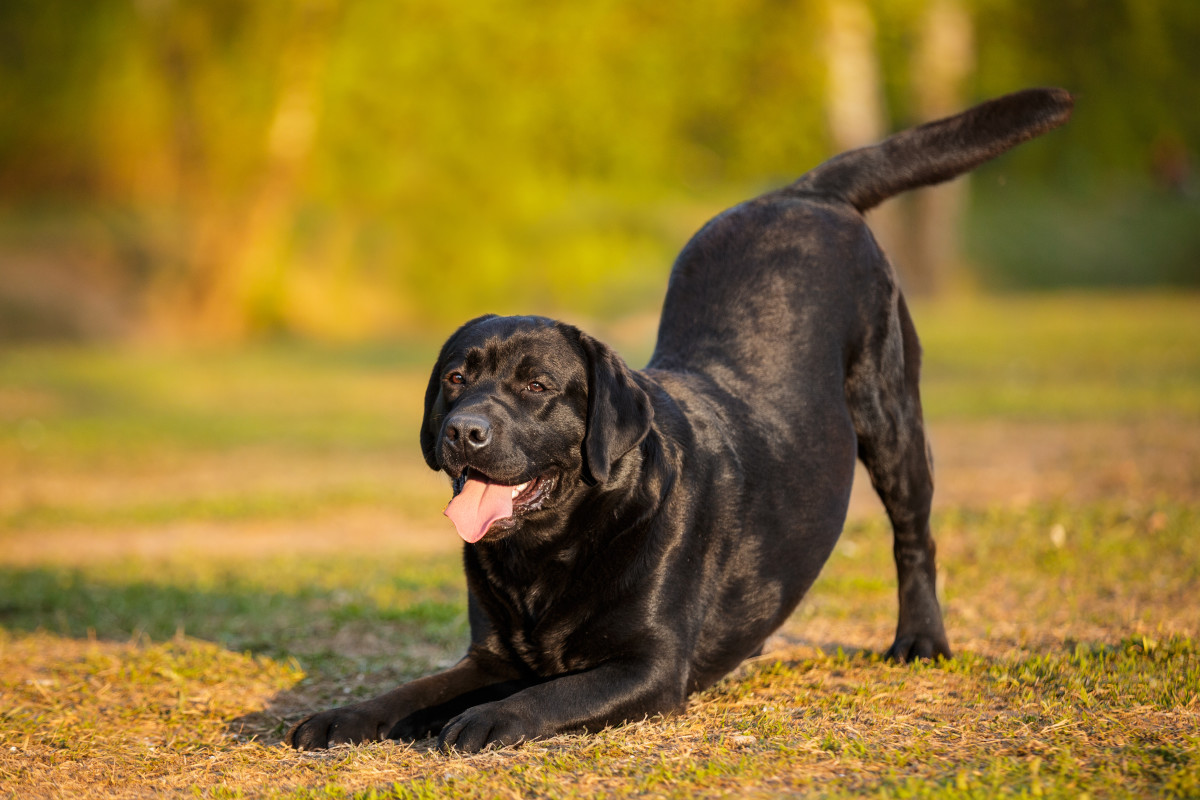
[576,331,653,486]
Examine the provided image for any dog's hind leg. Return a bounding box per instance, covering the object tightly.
[846,292,951,662]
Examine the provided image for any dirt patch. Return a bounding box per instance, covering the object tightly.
[0,448,445,523]
[0,509,458,568]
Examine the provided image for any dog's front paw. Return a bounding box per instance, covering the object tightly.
[285,705,390,750]
[437,702,545,753]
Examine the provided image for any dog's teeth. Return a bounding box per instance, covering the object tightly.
[512,481,530,499]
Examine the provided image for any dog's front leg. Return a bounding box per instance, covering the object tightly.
[436,659,685,753]
[286,655,525,749]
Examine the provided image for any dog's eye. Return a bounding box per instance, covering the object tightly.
[446,372,466,386]
[526,381,545,393]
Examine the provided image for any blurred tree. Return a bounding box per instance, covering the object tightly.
[823,0,905,291]
[908,0,973,295]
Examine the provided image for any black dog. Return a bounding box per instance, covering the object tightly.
[288,88,1072,753]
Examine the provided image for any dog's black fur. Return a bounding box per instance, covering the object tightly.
[287,88,1073,753]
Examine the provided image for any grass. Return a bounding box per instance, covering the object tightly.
[1,292,1199,798]
[913,292,1200,420]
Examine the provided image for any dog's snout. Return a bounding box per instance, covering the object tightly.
[445,414,492,453]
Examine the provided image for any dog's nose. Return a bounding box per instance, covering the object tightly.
[444,414,492,453]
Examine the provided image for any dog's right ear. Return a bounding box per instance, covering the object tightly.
[420,315,496,471]
[575,331,653,486]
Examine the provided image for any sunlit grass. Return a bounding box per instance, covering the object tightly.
[2,293,1197,467]
[2,499,1196,796]
[0,342,435,462]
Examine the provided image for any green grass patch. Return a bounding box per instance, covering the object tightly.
[0,553,469,682]
[0,341,435,465]
[1,293,1198,470]
[912,293,1200,420]
[0,482,433,533]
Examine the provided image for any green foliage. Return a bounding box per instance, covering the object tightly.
[972,0,1200,177]
[967,182,1200,289]
[1,1,1198,339]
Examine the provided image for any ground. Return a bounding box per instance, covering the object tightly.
[1,293,1197,798]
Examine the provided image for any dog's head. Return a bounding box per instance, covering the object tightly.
[420,315,653,543]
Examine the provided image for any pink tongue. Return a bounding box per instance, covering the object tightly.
[444,477,514,543]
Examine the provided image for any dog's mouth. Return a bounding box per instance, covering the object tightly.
[444,467,556,543]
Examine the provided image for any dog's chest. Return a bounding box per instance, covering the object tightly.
[483,566,595,675]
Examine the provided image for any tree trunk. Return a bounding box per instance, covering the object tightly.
[823,0,907,275]
[908,0,974,296]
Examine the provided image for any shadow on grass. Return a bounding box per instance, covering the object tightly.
[0,561,882,749]
[13,560,1190,754]
[0,563,471,743]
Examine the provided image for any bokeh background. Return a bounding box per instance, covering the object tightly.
[2,0,1197,343]
[3,2,1200,795]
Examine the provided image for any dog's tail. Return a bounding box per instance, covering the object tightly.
[789,88,1073,212]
